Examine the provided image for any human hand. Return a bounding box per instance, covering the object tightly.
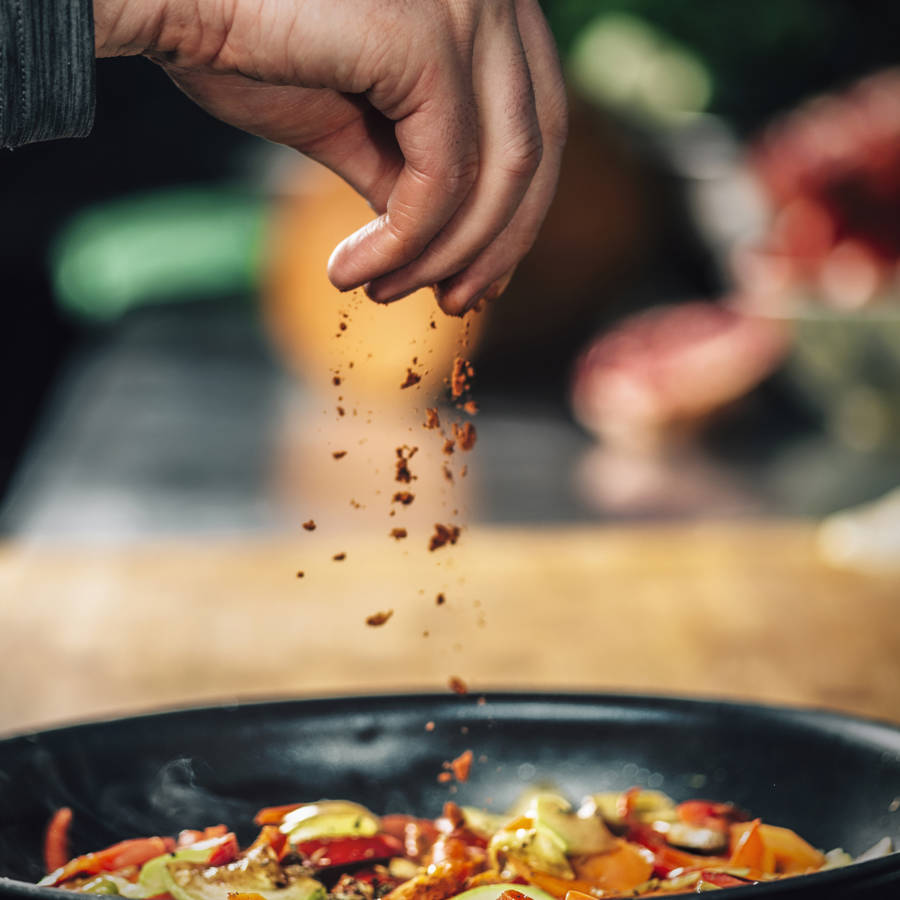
[94,0,567,315]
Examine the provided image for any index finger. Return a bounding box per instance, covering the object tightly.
[326,57,480,292]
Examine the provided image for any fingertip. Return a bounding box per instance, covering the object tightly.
[327,239,357,292]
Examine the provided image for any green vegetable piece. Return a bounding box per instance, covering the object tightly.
[488,820,573,879]
[459,807,511,840]
[531,793,615,856]
[138,839,225,896]
[278,800,379,843]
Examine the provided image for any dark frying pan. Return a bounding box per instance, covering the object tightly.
[1,694,899,897]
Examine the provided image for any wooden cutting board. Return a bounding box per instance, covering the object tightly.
[1,522,898,735]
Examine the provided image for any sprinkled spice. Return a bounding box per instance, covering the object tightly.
[337,406,345,416]
[302,520,317,531]
[452,421,477,451]
[296,571,305,578]
[332,552,346,561]
[424,408,441,430]
[395,445,418,483]
[429,523,460,551]
[425,721,435,732]
[436,593,446,605]
[442,438,455,455]
[437,772,453,783]
[448,675,468,695]
[332,450,347,459]
[390,527,408,540]
[450,749,473,783]
[400,368,422,389]
[450,357,475,400]
[392,491,415,505]
[442,464,453,482]
[365,609,394,627]
[463,400,478,415]
[339,322,347,331]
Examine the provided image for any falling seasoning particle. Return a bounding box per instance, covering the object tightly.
[339,322,348,331]
[429,523,461,551]
[452,422,477,451]
[333,376,342,386]
[302,520,317,531]
[333,552,346,561]
[400,368,422,389]
[395,445,418,483]
[392,491,415,506]
[337,406,346,416]
[477,696,486,706]
[366,609,394,627]
[442,438,455,455]
[425,721,435,732]
[296,571,305,578]
[332,450,347,459]
[349,361,355,369]
[390,528,408,540]
[423,630,430,637]
[436,593,446,606]
[450,357,475,399]
[424,408,441,430]
[460,465,468,478]
[437,772,453,783]
[448,675,469,695]
[463,400,478,415]
[430,320,437,330]
[451,750,473,783]
[442,464,454,482]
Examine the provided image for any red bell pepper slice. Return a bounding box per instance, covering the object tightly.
[253,803,305,826]
[177,825,229,848]
[626,824,717,878]
[677,800,745,830]
[40,836,176,887]
[292,834,404,868]
[248,825,288,859]
[43,807,73,874]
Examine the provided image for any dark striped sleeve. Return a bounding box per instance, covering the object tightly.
[1,0,95,149]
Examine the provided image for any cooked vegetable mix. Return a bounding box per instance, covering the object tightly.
[40,790,892,897]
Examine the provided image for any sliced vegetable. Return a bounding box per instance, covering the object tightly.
[488,817,574,879]
[138,832,239,895]
[254,804,305,827]
[570,840,655,892]
[44,807,73,873]
[39,836,177,887]
[279,801,379,843]
[580,791,676,830]
[529,795,615,856]
[292,834,404,868]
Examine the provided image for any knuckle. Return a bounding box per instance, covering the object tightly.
[502,130,543,179]
[439,150,480,196]
[383,207,430,258]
